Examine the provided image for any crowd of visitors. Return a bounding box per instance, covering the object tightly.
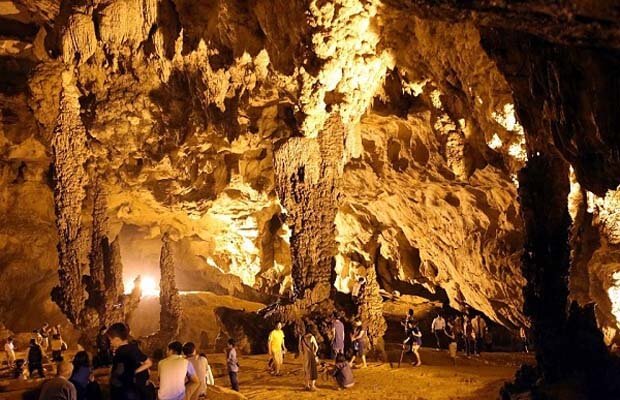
[0,308,530,399]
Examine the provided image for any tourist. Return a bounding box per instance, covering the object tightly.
[431,313,447,350]
[331,312,345,359]
[4,336,16,368]
[41,323,51,350]
[333,353,354,389]
[107,322,153,400]
[38,361,77,400]
[349,320,368,368]
[473,315,487,354]
[70,351,102,400]
[401,309,414,333]
[50,333,66,362]
[452,315,464,352]
[267,322,286,375]
[298,327,318,391]
[27,338,45,379]
[158,341,199,400]
[445,325,458,366]
[183,342,208,400]
[519,326,529,353]
[199,353,214,386]
[226,338,239,392]
[403,320,422,366]
[351,276,367,304]
[463,315,477,356]
[32,329,44,346]
[94,326,112,368]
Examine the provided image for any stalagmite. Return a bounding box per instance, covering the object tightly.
[159,233,181,343]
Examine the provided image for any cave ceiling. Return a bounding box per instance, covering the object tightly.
[1,0,620,335]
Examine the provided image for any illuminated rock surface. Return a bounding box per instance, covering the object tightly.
[1,0,620,397]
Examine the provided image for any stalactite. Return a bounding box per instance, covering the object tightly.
[50,70,90,326]
[159,233,181,342]
[86,180,107,314]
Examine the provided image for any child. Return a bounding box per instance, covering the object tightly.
[333,353,355,389]
[4,337,16,368]
[226,339,240,392]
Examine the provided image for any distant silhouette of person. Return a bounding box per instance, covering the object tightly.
[268,322,286,376]
[520,327,529,353]
[331,313,345,359]
[431,313,447,350]
[4,336,16,368]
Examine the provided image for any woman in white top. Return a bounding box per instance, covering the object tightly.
[183,342,210,399]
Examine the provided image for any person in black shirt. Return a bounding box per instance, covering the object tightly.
[27,339,45,378]
[95,326,112,368]
[106,323,153,400]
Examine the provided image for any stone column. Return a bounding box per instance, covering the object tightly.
[159,233,181,342]
[50,70,89,326]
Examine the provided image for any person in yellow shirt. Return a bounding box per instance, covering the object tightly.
[268,322,286,376]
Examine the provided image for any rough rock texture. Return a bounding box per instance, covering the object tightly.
[158,233,182,343]
[3,5,620,397]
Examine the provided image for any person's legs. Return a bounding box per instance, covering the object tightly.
[273,350,283,375]
[185,381,199,400]
[361,354,367,368]
[434,331,441,350]
[412,345,421,366]
[229,371,239,391]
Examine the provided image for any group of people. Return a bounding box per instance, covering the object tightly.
[3,323,69,380]
[400,309,492,367]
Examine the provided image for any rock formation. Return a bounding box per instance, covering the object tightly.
[2,0,620,396]
[159,233,182,343]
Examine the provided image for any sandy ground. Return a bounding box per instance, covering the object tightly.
[208,348,534,400]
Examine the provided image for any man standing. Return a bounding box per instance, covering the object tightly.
[107,323,153,400]
[38,361,76,400]
[226,339,240,392]
[331,313,345,359]
[431,313,447,350]
[268,322,286,376]
[158,341,199,400]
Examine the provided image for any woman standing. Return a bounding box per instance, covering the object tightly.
[403,320,422,366]
[349,320,368,368]
[298,328,319,391]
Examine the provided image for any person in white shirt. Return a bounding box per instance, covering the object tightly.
[158,341,199,400]
[4,337,15,368]
[182,342,209,399]
[431,313,447,350]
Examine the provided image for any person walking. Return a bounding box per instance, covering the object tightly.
[298,328,318,391]
[70,351,102,400]
[106,323,153,400]
[27,339,45,379]
[40,323,50,351]
[183,342,208,400]
[267,322,286,376]
[226,339,239,392]
[38,361,77,400]
[5,337,16,368]
[157,341,199,400]
[349,320,368,368]
[403,320,422,366]
[431,313,447,350]
[331,313,345,359]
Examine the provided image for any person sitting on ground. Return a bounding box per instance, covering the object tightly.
[27,339,45,379]
[50,333,65,362]
[183,342,208,400]
[107,322,153,400]
[158,341,199,400]
[298,326,318,392]
[403,320,422,366]
[226,338,240,392]
[431,313,447,350]
[5,336,16,369]
[333,353,355,390]
[349,320,368,368]
[38,360,77,400]
[331,312,345,359]
[70,351,102,400]
[268,322,287,376]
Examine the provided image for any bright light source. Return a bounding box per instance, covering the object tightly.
[125,275,160,297]
[141,276,160,297]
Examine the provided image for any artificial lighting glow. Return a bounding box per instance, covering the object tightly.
[125,275,160,297]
